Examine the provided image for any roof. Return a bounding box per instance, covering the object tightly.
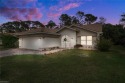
[14,27,60,36]
[77,23,102,32]
[56,26,79,32]
[14,24,102,36]
[56,24,102,33]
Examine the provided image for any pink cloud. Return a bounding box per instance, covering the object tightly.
[1,0,38,8]
[48,2,81,19]
[0,7,42,21]
[49,6,58,11]
[59,3,80,11]
[0,0,43,21]
[47,12,61,18]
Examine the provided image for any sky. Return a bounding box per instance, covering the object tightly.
[0,0,125,25]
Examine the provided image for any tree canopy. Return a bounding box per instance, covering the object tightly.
[46,20,56,28]
[102,24,125,46]
[76,11,84,24]
[84,14,97,24]
[120,13,125,25]
[59,14,72,26]
[59,11,98,26]
[98,17,106,24]
[0,21,44,33]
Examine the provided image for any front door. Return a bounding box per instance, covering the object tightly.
[61,35,71,48]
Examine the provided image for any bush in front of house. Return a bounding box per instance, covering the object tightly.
[74,44,83,49]
[119,38,125,47]
[1,34,18,48]
[96,38,112,52]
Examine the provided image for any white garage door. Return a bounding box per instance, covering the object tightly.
[23,38,40,50]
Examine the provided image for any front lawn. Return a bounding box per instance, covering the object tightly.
[0,46,125,83]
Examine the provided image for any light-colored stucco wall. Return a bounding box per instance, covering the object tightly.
[19,37,60,50]
[76,28,97,50]
[58,28,76,48]
[76,28,97,44]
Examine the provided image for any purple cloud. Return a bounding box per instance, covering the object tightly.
[0,0,37,8]
[47,12,61,18]
[58,3,81,11]
[0,7,42,21]
[48,2,81,18]
[0,0,42,21]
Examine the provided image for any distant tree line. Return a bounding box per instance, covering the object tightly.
[0,21,44,33]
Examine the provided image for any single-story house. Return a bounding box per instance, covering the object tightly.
[15,24,102,50]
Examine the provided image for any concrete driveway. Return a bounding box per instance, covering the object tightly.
[0,48,64,57]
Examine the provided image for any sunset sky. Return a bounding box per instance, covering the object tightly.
[0,0,125,25]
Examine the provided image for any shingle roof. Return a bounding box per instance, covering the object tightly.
[14,24,102,36]
[14,27,60,36]
[78,23,102,32]
[56,24,102,33]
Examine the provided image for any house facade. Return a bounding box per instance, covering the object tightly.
[15,24,102,50]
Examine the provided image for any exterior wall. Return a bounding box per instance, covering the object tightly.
[59,29,76,48]
[19,37,60,50]
[76,28,97,50]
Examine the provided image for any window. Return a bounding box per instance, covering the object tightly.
[81,36,92,45]
[81,36,86,45]
[87,36,92,45]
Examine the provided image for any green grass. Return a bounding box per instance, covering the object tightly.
[0,46,125,83]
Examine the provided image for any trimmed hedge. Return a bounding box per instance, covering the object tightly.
[74,44,83,49]
[1,34,18,48]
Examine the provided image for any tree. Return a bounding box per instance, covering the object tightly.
[76,11,84,24]
[84,14,97,24]
[31,21,44,28]
[102,24,125,45]
[0,21,44,33]
[46,20,56,28]
[71,16,79,25]
[120,13,125,25]
[96,38,112,52]
[98,17,106,24]
[1,34,19,48]
[59,14,72,26]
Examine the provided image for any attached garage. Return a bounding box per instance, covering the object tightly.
[16,28,61,50]
[19,37,60,50]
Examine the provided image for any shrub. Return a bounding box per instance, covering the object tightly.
[119,38,125,47]
[1,34,18,48]
[74,44,83,48]
[96,38,112,51]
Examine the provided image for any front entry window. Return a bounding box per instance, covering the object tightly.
[81,36,92,45]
